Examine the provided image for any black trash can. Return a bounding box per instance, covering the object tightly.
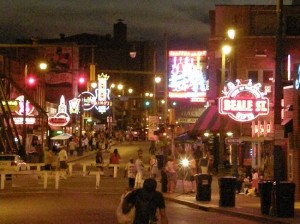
[258,180,273,215]
[271,181,295,218]
[195,174,212,201]
[219,176,236,207]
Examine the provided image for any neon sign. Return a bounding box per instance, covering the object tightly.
[94,73,110,113]
[13,95,36,125]
[48,95,70,126]
[70,73,110,114]
[219,80,269,122]
[168,50,208,102]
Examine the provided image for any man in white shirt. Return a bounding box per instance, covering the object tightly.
[124,157,137,190]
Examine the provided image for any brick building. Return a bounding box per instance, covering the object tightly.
[207,3,300,199]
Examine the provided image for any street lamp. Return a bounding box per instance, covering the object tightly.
[219,43,232,172]
[153,76,161,115]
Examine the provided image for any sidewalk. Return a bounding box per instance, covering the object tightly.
[162,175,300,224]
[67,146,300,224]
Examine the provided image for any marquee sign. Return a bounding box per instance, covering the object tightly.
[219,80,269,122]
[48,95,70,126]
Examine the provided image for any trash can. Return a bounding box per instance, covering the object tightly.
[271,181,295,217]
[258,180,273,215]
[219,176,236,207]
[195,174,212,201]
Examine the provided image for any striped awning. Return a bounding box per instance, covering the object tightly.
[191,106,231,133]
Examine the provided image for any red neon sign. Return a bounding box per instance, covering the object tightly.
[219,81,269,122]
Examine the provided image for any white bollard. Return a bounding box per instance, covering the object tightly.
[96,172,100,189]
[1,173,5,190]
[83,164,87,176]
[55,171,59,189]
[68,164,73,176]
[44,171,48,189]
[113,165,118,178]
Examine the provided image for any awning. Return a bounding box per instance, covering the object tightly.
[174,132,198,143]
[51,133,72,140]
[191,106,232,133]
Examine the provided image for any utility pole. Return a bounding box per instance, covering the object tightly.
[274,0,284,181]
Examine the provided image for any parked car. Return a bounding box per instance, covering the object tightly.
[0,154,27,172]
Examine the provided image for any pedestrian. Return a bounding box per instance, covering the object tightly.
[188,156,196,193]
[58,146,68,179]
[161,167,168,193]
[199,151,209,174]
[164,156,177,193]
[96,148,104,173]
[68,138,77,156]
[134,151,145,188]
[44,148,54,171]
[193,146,201,173]
[122,178,169,224]
[110,148,121,177]
[149,155,158,179]
[124,157,137,190]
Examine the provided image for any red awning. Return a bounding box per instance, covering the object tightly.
[191,106,232,132]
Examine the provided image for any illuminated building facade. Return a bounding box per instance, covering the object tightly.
[207,3,300,199]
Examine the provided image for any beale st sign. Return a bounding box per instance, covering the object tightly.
[218,80,269,122]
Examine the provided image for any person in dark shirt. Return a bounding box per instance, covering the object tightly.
[123,178,168,224]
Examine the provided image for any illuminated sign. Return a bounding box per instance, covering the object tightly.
[13,95,36,125]
[94,73,110,113]
[168,50,207,102]
[219,80,269,122]
[69,73,110,114]
[1,100,18,111]
[295,64,300,89]
[48,95,70,126]
[68,97,81,114]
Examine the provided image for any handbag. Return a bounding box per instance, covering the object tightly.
[116,193,135,224]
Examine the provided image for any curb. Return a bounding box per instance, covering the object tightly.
[164,195,293,224]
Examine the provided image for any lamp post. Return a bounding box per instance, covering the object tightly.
[219,44,232,172]
[153,76,161,115]
[38,62,48,152]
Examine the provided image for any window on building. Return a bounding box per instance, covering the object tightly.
[248,71,258,83]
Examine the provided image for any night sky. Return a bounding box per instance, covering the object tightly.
[0,0,292,49]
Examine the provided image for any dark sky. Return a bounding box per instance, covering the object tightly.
[0,0,291,49]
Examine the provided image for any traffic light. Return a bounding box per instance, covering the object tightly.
[144,100,150,107]
[78,75,87,92]
[26,75,37,89]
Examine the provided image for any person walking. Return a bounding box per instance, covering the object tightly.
[122,178,169,224]
[164,156,177,193]
[68,138,77,156]
[96,148,104,173]
[149,155,158,179]
[44,148,54,171]
[124,157,137,190]
[110,148,121,177]
[134,151,145,189]
[58,146,68,179]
